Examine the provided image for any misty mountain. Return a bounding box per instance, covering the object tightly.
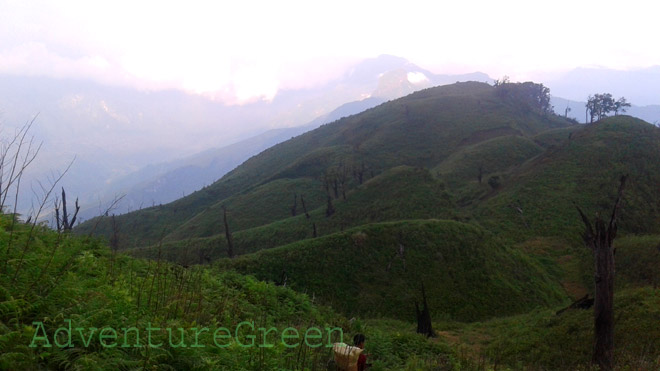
[1,55,492,219]
[547,66,660,106]
[552,96,660,125]
[79,97,386,220]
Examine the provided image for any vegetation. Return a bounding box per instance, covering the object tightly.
[586,93,631,123]
[3,81,660,369]
[219,220,567,322]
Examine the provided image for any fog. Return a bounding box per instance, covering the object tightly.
[1,0,658,220]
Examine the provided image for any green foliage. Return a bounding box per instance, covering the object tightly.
[0,214,346,369]
[494,81,553,115]
[61,85,660,369]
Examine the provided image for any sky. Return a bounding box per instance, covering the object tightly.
[1,0,658,104]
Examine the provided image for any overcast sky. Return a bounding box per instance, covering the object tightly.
[1,0,657,104]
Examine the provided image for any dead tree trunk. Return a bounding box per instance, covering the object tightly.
[290,193,297,216]
[222,206,235,259]
[415,282,435,338]
[325,196,335,217]
[576,175,627,371]
[300,194,310,219]
[55,187,79,232]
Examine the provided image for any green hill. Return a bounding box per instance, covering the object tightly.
[474,116,660,242]
[218,220,567,322]
[0,214,348,369]
[129,166,456,264]
[78,81,573,250]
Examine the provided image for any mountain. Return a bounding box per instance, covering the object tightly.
[552,96,660,125]
[78,81,573,249]
[546,66,660,106]
[76,97,386,220]
[0,55,492,220]
[7,79,660,370]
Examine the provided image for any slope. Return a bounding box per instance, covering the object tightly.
[473,116,660,242]
[78,81,573,249]
[129,166,456,263]
[218,220,567,322]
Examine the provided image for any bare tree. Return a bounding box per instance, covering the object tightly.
[54,187,79,232]
[325,196,335,217]
[415,282,435,338]
[300,194,310,219]
[290,193,297,216]
[575,175,627,371]
[0,116,42,214]
[222,205,235,259]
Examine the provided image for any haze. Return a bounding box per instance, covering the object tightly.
[2,0,657,103]
[1,0,659,220]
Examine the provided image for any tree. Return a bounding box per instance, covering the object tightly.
[494,80,553,115]
[222,206,235,259]
[575,175,627,370]
[488,175,501,190]
[415,283,435,338]
[54,187,80,232]
[325,196,335,217]
[586,94,628,122]
[290,193,297,216]
[613,97,631,116]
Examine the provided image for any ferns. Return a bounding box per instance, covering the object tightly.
[0,213,345,369]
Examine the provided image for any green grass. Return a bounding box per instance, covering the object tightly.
[615,234,660,289]
[0,213,348,370]
[217,220,568,322]
[78,81,574,249]
[441,286,660,370]
[128,166,457,264]
[164,177,327,241]
[433,134,544,189]
[474,116,660,243]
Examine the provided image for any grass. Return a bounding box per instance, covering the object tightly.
[473,116,660,243]
[78,81,574,249]
[128,166,457,264]
[0,213,348,370]
[217,220,568,322]
[438,286,660,370]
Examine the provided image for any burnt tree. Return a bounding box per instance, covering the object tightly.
[300,194,310,219]
[325,196,335,217]
[290,193,298,216]
[576,175,627,371]
[415,282,435,338]
[55,187,79,232]
[222,206,235,259]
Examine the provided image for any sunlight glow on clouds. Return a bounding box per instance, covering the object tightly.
[0,0,657,103]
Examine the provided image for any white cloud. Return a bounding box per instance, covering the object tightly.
[407,71,429,84]
[0,0,658,103]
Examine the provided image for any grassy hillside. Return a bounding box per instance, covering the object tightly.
[129,166,457,264]
[218,220,568,322]
[0,214,350,369]
[0,212,498,370]
[163,177,327,242]
[474,116,660,242]
[434,286,660,369]
[78,81,573,249]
